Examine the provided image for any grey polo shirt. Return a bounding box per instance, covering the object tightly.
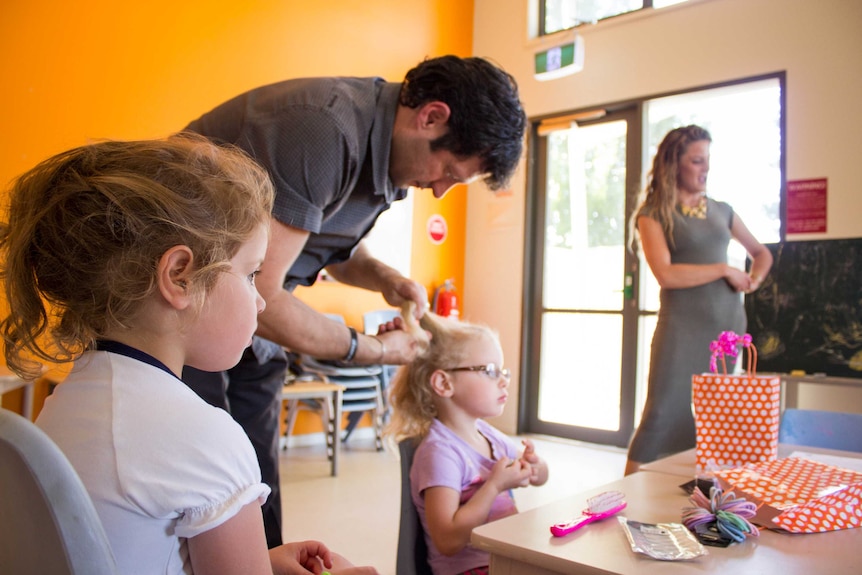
[186,76,409,290]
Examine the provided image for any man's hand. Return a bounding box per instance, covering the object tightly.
[375,327,426,365]
[380,276,429,319]
[319,241,432,364]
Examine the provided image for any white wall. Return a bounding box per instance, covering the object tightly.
[469,0,862,433]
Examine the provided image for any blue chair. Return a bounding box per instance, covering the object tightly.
[778,408,862,452]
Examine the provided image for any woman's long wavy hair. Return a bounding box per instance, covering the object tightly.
[629,125,711,252]
[0,133,274,379]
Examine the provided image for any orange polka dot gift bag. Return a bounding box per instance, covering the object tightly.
[692,331,781,471]
[714,456,862,533]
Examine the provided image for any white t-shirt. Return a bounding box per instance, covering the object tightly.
[36,350,270,575]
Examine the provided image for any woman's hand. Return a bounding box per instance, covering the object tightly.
[724,266,751,292]
[745,274,764,293]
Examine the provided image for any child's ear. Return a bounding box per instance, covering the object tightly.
[157,245,195,310]
[429,369,454,398]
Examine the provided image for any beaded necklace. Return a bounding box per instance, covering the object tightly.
[679,195,708,219]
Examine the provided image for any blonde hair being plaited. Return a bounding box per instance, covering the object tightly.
[385,303,499,444]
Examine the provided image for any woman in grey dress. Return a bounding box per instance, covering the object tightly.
[624,125,773,475]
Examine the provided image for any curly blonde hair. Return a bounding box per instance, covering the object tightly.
[0,133,274,379]
[385,311,499,443]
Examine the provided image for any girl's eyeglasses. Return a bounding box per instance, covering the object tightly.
[447,363,511,381]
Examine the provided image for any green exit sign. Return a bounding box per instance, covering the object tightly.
[534,36,584,81]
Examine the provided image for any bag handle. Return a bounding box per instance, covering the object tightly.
[744,341,757,376]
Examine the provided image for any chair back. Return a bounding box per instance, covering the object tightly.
[362,308,400,406]
[779,408,862,452]
[298,313,388,448]
[362,308,400,335]
[397,438,433,575]
[0,408,118,575]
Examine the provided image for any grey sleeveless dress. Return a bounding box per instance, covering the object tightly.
[627,198,746,462]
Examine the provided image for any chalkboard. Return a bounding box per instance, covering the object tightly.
[745,239,862,378]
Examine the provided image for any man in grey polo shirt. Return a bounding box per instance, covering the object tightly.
[181,55,526,547]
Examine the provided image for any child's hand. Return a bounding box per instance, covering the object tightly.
[520,438,539,464]
[323,567,380,575]
[519,439,549,486]
[270,540,333,575]
[321,552,380,575]
[489,456,532,491]
[271,545,379,575]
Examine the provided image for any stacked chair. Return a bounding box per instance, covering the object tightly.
[284,314,386,451]
[362,308,402,423]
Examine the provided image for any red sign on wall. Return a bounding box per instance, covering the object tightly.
[787,178,827,234]
[426,214,448,245]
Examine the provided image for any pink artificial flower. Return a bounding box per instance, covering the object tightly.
[709,331,753,374]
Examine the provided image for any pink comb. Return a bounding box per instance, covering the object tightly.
[550,491,627,537]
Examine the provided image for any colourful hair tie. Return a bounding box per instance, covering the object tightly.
[682,479,759,543]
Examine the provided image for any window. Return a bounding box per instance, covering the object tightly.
[641,77,783,313]
[362,193,413,277]
[541,0,690,35]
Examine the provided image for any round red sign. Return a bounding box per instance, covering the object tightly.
[426,214,448,245]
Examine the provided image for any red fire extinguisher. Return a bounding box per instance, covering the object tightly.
[432,279,459,319]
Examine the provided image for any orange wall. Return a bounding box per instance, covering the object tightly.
[0,0,474,417]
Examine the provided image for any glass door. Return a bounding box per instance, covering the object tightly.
[524,107,643,447]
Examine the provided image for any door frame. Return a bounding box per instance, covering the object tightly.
[519,104,644,446]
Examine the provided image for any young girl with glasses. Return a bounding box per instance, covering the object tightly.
[1,135,377,575]
[385,310,548,575]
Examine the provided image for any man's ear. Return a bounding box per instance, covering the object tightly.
[430,369,454,398]
[417,101,451,133]
[156,245,195,310]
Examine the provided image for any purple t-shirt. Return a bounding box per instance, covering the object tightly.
[411,419,520,575]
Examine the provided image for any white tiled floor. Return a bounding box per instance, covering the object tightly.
[278,432,627,575]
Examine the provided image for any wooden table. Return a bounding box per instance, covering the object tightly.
[281,380,344,476]
[640,443,862,476]
[0,375,35,420]
[471,450,862,574]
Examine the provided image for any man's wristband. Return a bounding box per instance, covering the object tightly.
[343,326,358,362]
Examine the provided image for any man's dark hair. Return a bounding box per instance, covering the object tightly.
[400,56,526,191]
